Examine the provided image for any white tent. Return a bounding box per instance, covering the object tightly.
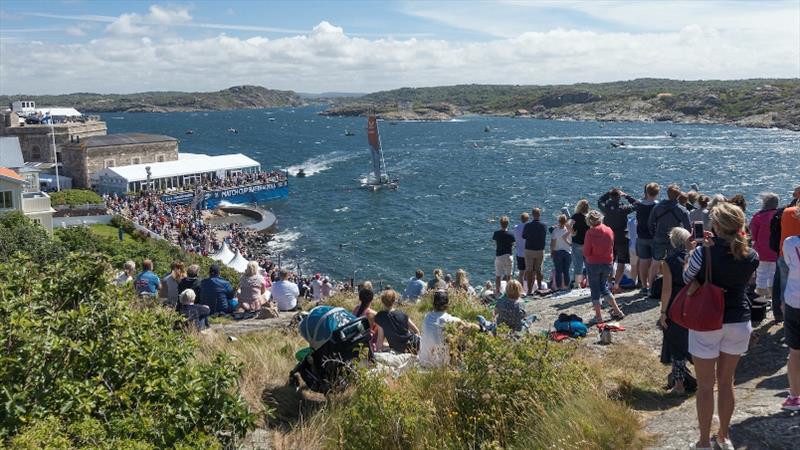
[226,249,250,273]
[210,241,235,264]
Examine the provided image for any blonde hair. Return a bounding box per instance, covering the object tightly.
[455,269,470,290]
[380,289,399,309]
[558,214,567,226]
[506,279,522,300]
[668,227,690,250]
[499,215,509,228]
[575,199,589,214]
[244,261,260,277]
[709,202,749,260]
[586,210,603,227]
[179,288,196,305]
[362,280,373,291]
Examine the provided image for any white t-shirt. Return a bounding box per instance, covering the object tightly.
[784,236,800,308]
[627,217,638,250]
[551,226,572,252]
[513,222,527,257]
[271,280,300,311]
[310,279,323,300]
[418,311,461,368]
[115,272,133,286]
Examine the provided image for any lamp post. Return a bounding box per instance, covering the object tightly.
[49,117,60,191]
[339,241,357,290]
[145,166,152,193]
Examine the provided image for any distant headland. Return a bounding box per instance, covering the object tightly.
[3,78,798,130]
[321,78,800,131]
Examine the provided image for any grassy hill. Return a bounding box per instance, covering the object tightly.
[322,78,800,130]
[0,85,304,113]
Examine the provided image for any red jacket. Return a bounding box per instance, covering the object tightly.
[749,209,777,262]
[584,224,614,264]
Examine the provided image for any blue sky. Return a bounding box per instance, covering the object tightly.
[1,1,798,94]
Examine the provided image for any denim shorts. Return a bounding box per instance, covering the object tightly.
[636,238,654,259]
[653,240,671,261]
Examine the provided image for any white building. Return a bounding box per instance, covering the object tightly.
[93,153,261,194]
[0,167,56,233]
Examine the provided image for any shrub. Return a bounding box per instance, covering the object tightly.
[0,253,255,448]
[0,211,65,264]
[57,222,241,285]
[327,329,646,449]
[49,189,103,207]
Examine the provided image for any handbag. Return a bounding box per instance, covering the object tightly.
[668,247,725,331]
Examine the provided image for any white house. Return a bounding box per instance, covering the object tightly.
[0,167,55,233]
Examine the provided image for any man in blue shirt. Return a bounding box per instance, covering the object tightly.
[199,265,236,314]
[522,208,547,295]
[403,269,427,302]
[134,259,161,296]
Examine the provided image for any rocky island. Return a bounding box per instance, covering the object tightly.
[321,78,800,131]
[0,85,304,113]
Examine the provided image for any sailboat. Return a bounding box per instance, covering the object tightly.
[363,115,398,191]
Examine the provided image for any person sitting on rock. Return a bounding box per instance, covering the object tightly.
[238,261,268,311]
[198,265,236,314]
[177,288,210,331]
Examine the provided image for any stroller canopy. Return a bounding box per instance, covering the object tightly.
[299,306,356,350]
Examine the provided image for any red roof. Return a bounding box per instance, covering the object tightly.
[0,167,25,182]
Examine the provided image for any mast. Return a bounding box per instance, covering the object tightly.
[366,115,387,183]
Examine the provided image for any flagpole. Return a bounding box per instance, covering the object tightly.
[49,117,61,191]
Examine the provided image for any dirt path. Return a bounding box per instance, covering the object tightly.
[522,289,798,450]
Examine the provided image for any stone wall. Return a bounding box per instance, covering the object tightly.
[0,120,108,163]
[62,140,179,188]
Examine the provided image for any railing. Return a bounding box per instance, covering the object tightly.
[22,192,52,213]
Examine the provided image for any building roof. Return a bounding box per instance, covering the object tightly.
[94,153,261,183]
[0,167,25,183]
[0,137,25,168]
[83,133,178,148]
[37,107,82,117]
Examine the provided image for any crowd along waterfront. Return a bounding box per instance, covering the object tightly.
[101,106,800,286]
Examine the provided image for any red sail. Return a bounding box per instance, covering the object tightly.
[367,115,381,152]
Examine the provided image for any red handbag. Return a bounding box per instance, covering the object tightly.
[669,247,725,331]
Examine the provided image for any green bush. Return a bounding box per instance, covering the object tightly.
[58,219,241,285]
[0,211,65,265]
[0,252,254,448]
[329,329,644,449]
[49,189,104,207]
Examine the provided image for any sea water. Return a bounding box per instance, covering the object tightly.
[103,106,799,287]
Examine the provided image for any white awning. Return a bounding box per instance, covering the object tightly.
[210,241,235,264]
[93,153,260,183]
[226,249,250,273]
[37,107,82,117]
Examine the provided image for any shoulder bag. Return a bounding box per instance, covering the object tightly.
[669,247,725,331]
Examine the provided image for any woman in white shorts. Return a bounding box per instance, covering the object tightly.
[682,203,759,450]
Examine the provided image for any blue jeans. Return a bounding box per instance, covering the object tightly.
[774,255,789,319]
[571,243,585,278]
[553,250,572,288]
[585,263,612,304]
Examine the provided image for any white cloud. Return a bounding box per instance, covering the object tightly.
[147,5,191,25]
[1,13,798,94]
[64,25,87,37]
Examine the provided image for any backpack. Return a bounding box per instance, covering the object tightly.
[636,202,657,238]
[768,207,785,254]
[554,313,588,337]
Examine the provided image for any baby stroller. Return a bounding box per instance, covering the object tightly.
[290,306,373,393]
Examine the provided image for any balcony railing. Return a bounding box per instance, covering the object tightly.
[22,192,53,213]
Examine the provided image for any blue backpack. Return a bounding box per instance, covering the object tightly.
[553,313,588,337]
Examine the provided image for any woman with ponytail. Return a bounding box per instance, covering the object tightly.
[682,202,759,450]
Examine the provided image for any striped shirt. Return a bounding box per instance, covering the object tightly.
[683,247,704,285]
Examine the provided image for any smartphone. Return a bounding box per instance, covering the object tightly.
[692,221,704,241]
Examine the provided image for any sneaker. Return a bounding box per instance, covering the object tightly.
[711,436,734,450]
[781,396,800,411]
[689,443,711,450]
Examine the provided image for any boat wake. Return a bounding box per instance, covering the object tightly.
[503,135,677,146]
[284,151,358,177]
[267,230,302,253]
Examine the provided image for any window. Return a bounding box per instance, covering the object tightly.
[132,157,141,165]
[32,218,41,225]
[31,145,41,160]
[157,155,165,162]
[0,191,13,209]
[105,159,115,168]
